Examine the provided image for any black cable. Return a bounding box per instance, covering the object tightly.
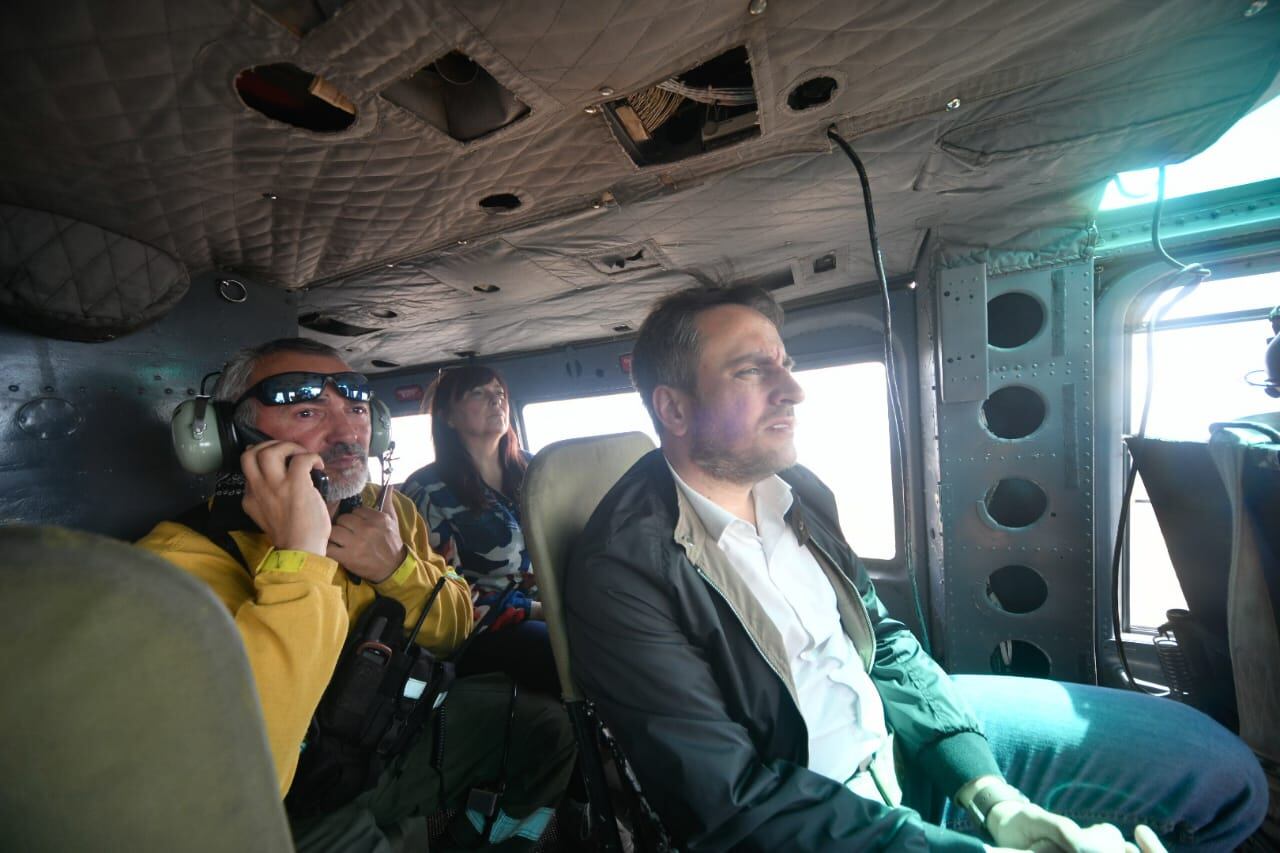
[199,370,222,396]
[1109,166,1211,692]
[406,576,450,652]
[1110,277,1199,694]
[1151,166,1212,277]
[827,126,931,655]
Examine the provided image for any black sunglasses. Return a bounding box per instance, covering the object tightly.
[236,371,373,406]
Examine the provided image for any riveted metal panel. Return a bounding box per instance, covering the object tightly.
[0,272,297,541]
[937,265,990,403]
[933,261,1096,682]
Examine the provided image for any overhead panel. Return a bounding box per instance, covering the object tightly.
[932,259,1096,683]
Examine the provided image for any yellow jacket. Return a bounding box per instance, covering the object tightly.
[136,484,472,795]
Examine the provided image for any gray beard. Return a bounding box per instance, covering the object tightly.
[323,442,370,501]
[326,466,369,501]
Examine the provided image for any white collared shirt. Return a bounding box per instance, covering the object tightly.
[669,463,889,798]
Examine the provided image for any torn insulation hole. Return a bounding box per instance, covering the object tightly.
[381,51,530,141]
[371,359,401,368]
[235,63,356,132]
[298,313,381,336]
[604,45,759,167]
[473,284,501,294]
[590,242,664,276]
[479,193,522,212]
[787,76,838,111]
[604,248,645,271]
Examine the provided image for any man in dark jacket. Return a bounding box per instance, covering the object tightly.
[565,286,1266,852]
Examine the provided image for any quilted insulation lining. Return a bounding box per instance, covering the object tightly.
[1,0,1277,363]
[0,204,189,340]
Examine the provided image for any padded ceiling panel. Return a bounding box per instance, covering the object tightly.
[1,0,1277,367]
[0,204,189,341]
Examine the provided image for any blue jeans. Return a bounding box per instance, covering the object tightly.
[912,676,1267,851]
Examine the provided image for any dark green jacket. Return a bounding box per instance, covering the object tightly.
[565,450,996,852]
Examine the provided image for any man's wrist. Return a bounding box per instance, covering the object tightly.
[370,545,411,585]
[956,776,1028,834]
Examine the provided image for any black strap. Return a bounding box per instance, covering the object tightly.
[175,502,250,573]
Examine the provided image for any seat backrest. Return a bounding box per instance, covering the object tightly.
[522,432,655,701]
[1208,416,1280,765]
[0,525,293,852]
[1125,436,1233,641]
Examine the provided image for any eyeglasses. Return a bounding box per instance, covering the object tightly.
[236,371,372,406]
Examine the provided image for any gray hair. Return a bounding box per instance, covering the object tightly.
[631,284,784,432]
[213,337,345,427]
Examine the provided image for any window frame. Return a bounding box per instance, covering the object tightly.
[1093,229,1280,688]
[1120,268,1280,632]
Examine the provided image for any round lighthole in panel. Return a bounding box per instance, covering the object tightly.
[986,565,1048,614]
[983,478,1047,528]
[988,292,1045,349]
[981,386,1046,440]
[990,640,1051,678]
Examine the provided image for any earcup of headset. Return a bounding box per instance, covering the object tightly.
[369,397,392,457]
[173,395,391,472]
[170,398,240,474]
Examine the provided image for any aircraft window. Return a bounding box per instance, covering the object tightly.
[521,361,898,559]
[1099,93,1280,211]
[372,414,436,485]
[1126,269,1280,629]
[522,391,659,454]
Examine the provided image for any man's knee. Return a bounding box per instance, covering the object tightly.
[1193,726,1269,844]
[443,674,576,806]
[514,690,575,761]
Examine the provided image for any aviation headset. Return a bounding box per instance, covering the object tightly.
[170,381,392,476]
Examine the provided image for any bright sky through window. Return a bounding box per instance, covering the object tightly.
[521,362,897,559]
[1099,93,1280,211]
[1126,271,1280,629]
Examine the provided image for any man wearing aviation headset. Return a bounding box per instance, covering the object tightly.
[138,337,575,853]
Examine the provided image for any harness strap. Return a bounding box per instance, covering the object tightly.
[175,503,250,574]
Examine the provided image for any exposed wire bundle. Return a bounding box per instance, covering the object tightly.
[656,78,756,106]
[626,86,683,134]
